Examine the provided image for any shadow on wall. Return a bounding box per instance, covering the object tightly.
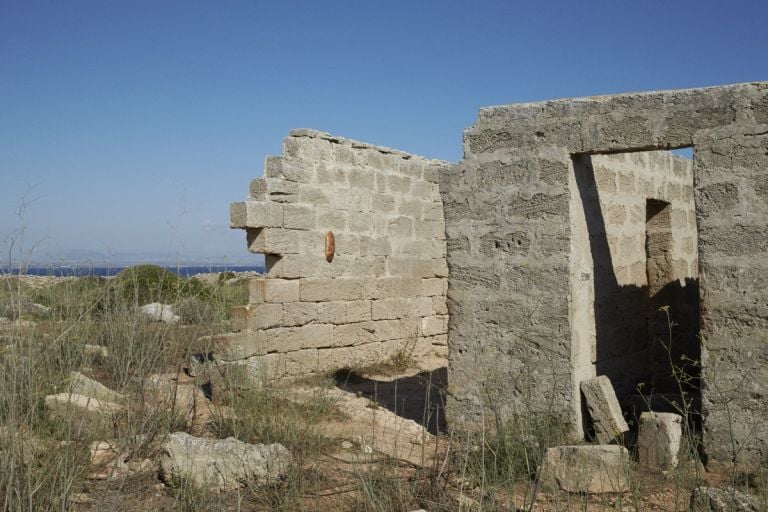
[572,154,701,427]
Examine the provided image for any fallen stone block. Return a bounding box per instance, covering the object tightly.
[638,411,682,470]
[144,373,211,429]
[83,344,109,358]
[159,432,292,491]
[69,371,124,404]
[45,393,122,435]
[690,486,761,512]
[580,376,629,443]
[538,445,630,494]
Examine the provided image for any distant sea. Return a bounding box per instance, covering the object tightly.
[2,265,264,278]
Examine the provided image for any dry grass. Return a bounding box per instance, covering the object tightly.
[0,269,766,511]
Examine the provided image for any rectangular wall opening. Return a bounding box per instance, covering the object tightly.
[569,148,700,436]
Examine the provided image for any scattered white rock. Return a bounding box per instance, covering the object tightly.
[139,303,179,323]
[457,494,481,511]
[144,373,211,429]
[90,440,120,466]
[30,303,50,316]
[638,411,682,470]
[69,371,124,404]
[690,486,760,511]
[84,344,109,358]
[159,432,292,492]
[45,393,122,435]
[538,445,630,494]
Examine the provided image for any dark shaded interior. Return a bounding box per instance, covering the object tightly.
[572,154,701,432]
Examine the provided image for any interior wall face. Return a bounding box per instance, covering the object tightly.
[444,82,768,467]
[229,129,449,381]
[570,152,698,414]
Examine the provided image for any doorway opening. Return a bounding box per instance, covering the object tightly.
[569,149,700,434]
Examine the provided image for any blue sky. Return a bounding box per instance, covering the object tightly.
[1,0,766,264]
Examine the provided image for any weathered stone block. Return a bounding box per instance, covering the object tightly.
[690,486,761,512]
[229,305,249,332]
[298,184,330,206]
[538,445,630,494]
[580,376,629,443]
[247,303,283,330]
[282,302,318,327]
[247,228,301,255]
[68,371,124,404]
[230,201,283,228]
[45,393,123,435]
[300,278,364,302]
[346,300,372,322]
[364,277,421,299]
[371,297,431,320]
[263,324,333,351]
[421,278,448,297]
[332,322,376,347]
[317,209,347,231]
[420,315,448,336]
[249,279,299,303]
[159,432,291,492]
[638,411,683,470]
[283,204,316,230]
[264,156,315,183]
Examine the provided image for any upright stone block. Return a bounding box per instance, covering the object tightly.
[638,411,683,470]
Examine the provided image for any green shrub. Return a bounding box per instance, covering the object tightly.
[113,265,183,305]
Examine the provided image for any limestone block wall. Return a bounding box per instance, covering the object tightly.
[443,82,768,468]
[228,129,448,381]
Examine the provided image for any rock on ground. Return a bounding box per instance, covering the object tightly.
[144,373,211,430]
[69,371,124,403]
[44,393,122,435]
[538,445,630,494]
[139,303,179,323]
[638,411,683,470]
[159,432,292,491]
[690,486,761,511]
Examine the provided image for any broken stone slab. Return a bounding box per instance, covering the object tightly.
[159,432,292,491]
[638,411,683,470]
[45,393,123,435]
[144,373,211,429]
[538,445,630,494]
[90,440,120,466]
[690,486,761,512]
[83,344,109,358]
[139,303,179,323]
[580,376,629,443]
[69,371,124,404]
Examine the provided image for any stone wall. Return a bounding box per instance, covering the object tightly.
[443,82,768,468]
[227,129,448,381]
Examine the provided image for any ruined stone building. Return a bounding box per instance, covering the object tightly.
[227,82,768,469]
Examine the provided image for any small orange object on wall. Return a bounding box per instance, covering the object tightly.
[325,231,335,262]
